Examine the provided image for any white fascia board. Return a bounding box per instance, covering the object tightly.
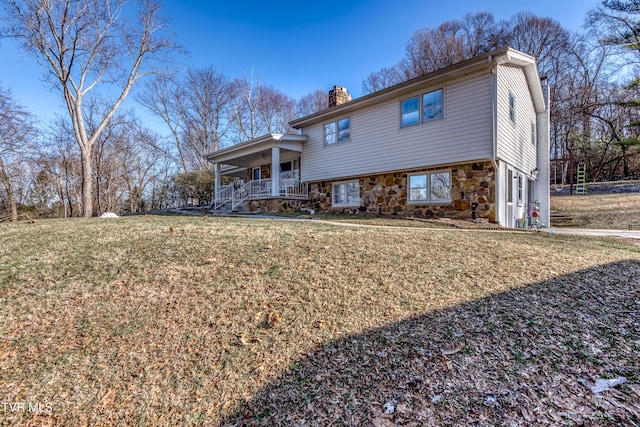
[206,133,307,163]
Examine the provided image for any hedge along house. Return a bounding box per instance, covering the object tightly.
[208,47,550,228]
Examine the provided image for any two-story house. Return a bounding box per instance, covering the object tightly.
[208,47,550,228]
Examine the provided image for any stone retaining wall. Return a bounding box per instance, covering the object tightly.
[308,161,496,221]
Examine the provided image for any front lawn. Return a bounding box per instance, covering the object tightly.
[1,216,639,425]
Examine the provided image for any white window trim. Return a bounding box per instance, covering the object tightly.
[252,167,261,181]
[324,117,351,145]
[331,179,360,207]
[401,88,444,128]
[337,117,351,142]
[401,95,420,128]
[407,170,452,204]
[422,88,444,123]
[324,122,336,145]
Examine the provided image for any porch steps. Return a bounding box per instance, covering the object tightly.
[212,179,308,212]
[550,214,575,227]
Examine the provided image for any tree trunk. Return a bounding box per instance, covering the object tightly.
[0,161,17,222]
[8,189,17,222]
[0,177,18,222]
[80,149,93,217]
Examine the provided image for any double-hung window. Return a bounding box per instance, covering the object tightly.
[408,171,451,203]
[324,122,336,144]
[332,180,360,207]
[423,89,443,121]
[401,88,443,127]
[324,117,351,144]
[337,118,350,142]
[401,96,420,127]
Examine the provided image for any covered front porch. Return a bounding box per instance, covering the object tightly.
[207,133,309,211]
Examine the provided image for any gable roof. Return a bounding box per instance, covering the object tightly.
[289,47,545,129]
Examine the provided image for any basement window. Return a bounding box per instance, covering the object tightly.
[332,180,360,207]
[408,170,451,203]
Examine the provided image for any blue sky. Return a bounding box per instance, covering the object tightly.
[1,0,602,124]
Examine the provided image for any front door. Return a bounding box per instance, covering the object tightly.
[252,167,261,181]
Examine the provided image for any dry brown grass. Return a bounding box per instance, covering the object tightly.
[1,215,639,426]
[551,192,640,229]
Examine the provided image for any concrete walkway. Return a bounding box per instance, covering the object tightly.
[205,208,640,240]
[548,227,640,240]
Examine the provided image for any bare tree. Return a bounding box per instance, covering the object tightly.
[38,117,85,217]
[229,71,262,142]
[402,20,467,78]
[122,127,165,214]
[0,85,37,221]
[85,103,134,215]
[179,67,234,165]
[361,66,403,94]
[361,12,501,94]
[137,75,191,173]
[297,89,328,116]
[590,0,640,63]
[2,0,177,217]
[460,12,500,57]
[257,85,297,135]
[588,0,640,174]
[364,11,570,95]
[139,67,234,171]
[501,12,571,79]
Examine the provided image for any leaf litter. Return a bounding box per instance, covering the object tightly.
[0,215,638,426]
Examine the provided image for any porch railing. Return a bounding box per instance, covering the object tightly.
[213,179,308,211]
[278,178,308,198]
[232,179,273,209]
[214,184,234,209]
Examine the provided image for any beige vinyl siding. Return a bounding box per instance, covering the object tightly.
[301,72,493,182]
[496,64,537,174]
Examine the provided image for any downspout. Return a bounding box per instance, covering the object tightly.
[489,56,500,224]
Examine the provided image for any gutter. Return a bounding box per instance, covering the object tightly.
[489,55,500,225]
[290,48,511,129]
[489,56,499,178]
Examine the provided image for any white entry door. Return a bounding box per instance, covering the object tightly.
[506,168,514,228]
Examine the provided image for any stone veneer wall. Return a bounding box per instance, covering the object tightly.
[308,161,496,222]
[246,164,272,181]
[245,198,309,213]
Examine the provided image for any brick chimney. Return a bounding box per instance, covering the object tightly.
[328,85,351,108]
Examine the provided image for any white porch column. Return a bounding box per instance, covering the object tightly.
[271,146,280,197]
[214,162,221,203]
